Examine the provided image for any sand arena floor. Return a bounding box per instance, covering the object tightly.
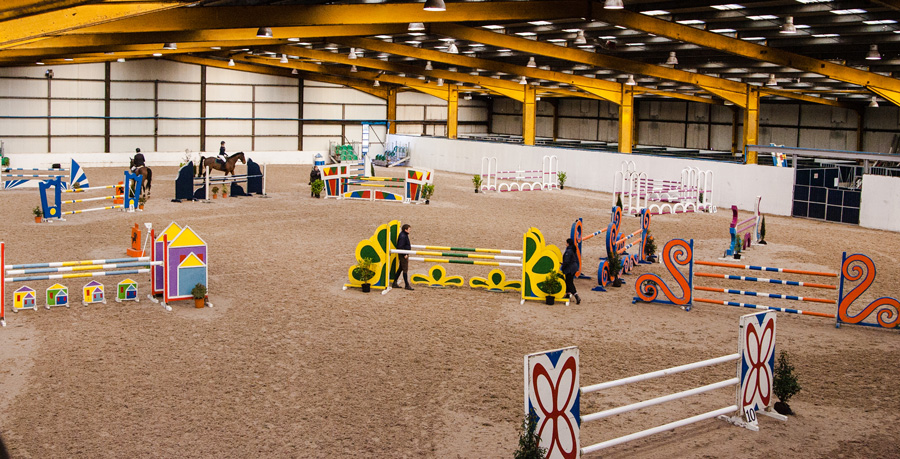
[0,164,898,458]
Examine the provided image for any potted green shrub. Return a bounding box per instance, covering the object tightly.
[607,250,623,287]
[191,282,207,308]
[773,350,801,415]
[138,195,147,210]
[514,409,547,459]
[32,205,43,223]
[421,183,434,204]
[472,174,483,193]
[353,257,376,292]
[537,269,563,305]
[732,233,742,259]
[759,216,767,245]
[211,185,219,199]
[643,231,657,262]
[557,171,567,190]
[311,179,325,198]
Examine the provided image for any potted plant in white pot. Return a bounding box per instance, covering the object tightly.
[557,171,567,190]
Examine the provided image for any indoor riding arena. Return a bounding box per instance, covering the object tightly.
[1,1,899,458]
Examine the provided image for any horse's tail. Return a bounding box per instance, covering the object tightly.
[197,156,205,177]
[145,168,152,192]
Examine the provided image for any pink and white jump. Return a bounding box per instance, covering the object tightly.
[613,160,716,216]
[480,155,559,192]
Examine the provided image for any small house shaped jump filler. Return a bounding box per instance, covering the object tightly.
[13,286,37,311]
[151,223,209,310]
[83,280,105,305]
[116,278,139,303]
[46,283,69,309]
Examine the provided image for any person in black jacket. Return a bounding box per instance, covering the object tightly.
[560,238,581,304]
[130,147,145,172]
[391,224,414,290]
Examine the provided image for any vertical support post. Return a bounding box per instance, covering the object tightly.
[153,79,159,152]
[618,85,635,153]
[387,87,398,135]
[162,234,170,305]
[731,106,739,156]
[104,62,111,153]
[205,166,210,200]
[298,79,305,150]
[200,65,207,152]
[743,87,760,164]
[523,85,537,146]
[251,85,257,151]
[550,99,559,141]
[855,108,864,152]
[447,85,459,140]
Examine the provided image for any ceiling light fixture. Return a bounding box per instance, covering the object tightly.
[766,74,777,86]
[447,42,459,54]
[280,54,288,63]
[408,22,426,31]
[869,96,879,107]
[781,16,797,34]
[423,0,446,11]
[527,57,537,68]
[519,76,527,84]
[625,75,636,85]
[292,68,298,75]
[152,53,162,57]
[437,78,444,86]
[163,42,177,50]
[665,51,678,65]
[866,44,881,60]
[464,93,472,100]
[117,58,125,63]
[574,30,587,45]
[425,61,433,70]
[604,0,625,9]
[350,65,358,72]
[228,59,235,66]
[373,80,380,87]
[348,48,357,59]
[256,27,273,38]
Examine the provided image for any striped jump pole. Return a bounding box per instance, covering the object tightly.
[525,312,781,456]
[694,260,838,278]
[61,205,124,216]
[634,238,839,318]
[3,167,69,172]
[63,184,117,193]
[410,244,522,255]
[60,195,123,205]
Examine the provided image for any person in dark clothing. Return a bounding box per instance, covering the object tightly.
[217,141,228,165]
[560,238,581,304]
[391,224,414,290]
[309,165,322,197]
[131,147,145,172]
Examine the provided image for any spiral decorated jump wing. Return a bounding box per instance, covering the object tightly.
[633,238,693,306]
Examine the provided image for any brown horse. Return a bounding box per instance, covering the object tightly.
[128,157,152,198]
[199,152,245,177]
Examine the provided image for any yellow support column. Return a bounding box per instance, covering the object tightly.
[448,85,459,139]
[743,87,760,164]
[618,86,635,153]
[387,87,397,135]
[523,85,537,145]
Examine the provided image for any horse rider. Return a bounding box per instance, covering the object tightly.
[217,141,228,166]
[131,147,145,172]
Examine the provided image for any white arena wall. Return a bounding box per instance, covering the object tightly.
[388,134,900,233]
